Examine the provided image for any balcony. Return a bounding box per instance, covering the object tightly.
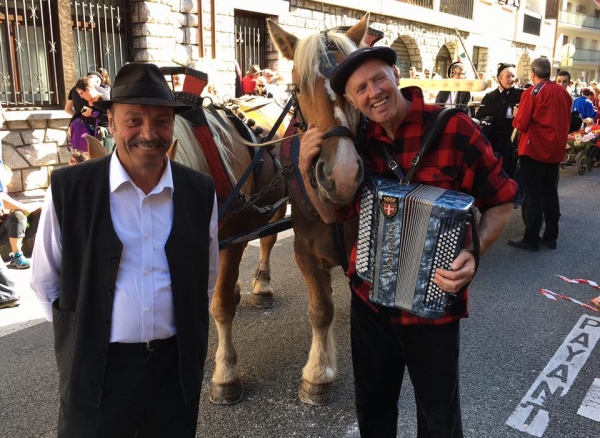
[572,48,600,63]
[559,10,600,31]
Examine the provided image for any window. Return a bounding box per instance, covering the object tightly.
[0,0,60,106]
[235,11,266,77]
[72,1,131,85]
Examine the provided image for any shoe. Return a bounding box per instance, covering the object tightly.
[508,238,539,252]
[540,238,557,249]
[11,252,30,269]
[0,298,20,309]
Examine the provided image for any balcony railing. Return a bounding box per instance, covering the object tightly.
[559,10,600,31]
[397,0,434,9]
[396,0,473,19]
[439,0,474,19]
[573,48,600,63]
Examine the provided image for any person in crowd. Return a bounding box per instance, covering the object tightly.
[68,150,89,165]
[423,68,439,79]
[67,77,110,151]
[508,57,572,252]
[435,62,474,116]
[300,46,516,437]
[254,76,274,98]
[513,78,521,89]
[409,66,418,79]
[0,189,39,270]
[475,63,523,176]
[555,70,571,94]
[31,63,219,437]
[242,65,261,95]
[421,67,439,103]
[572,87,597,121]
[98,68,111,94]
[478,71,485,81]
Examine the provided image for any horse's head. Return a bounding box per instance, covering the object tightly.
[268,14,370,205]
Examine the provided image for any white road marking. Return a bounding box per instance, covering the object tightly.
[506,315,600,437]
[578,378,600,422]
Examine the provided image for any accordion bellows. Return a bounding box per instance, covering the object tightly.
[356,177,475,319]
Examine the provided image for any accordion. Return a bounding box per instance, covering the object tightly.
[356,177,476,319]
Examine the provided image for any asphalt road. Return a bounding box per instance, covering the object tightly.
[1,165,599,438]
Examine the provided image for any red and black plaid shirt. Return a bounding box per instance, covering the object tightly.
[337,87,517,325]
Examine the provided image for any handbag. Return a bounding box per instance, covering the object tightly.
[68,116,99,152]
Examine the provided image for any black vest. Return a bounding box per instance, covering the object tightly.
[51,154,215,407]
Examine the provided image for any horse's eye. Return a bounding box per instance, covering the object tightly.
[293,86,301,95]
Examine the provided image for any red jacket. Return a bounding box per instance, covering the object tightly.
[513,80,572,163]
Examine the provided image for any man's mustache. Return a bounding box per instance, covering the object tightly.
[128,138,170,149]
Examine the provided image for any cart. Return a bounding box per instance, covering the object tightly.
[563,133,597,175]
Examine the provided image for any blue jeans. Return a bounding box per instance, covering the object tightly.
[0,256,18,303]
[350,294,463,438]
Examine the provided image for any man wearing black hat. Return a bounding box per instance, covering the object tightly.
[435,61,475,116]
[31,63,218,437]
[299,46,516,437]
[475,63,523,176]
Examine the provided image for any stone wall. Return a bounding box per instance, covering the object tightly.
[0,112,72,193]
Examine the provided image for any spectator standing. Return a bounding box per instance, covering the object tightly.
[435,62,474,116]
[242,65,261,95]
[254,76,273,98]
[508,57,572,251]
[98,68,111,94]
[475,63,523,176]
[31,63,219,437]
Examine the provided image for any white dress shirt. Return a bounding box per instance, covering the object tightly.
[30,153,219,343]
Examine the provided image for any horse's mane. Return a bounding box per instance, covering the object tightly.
[173,112,239,184]
[293,30,361,131]
[293,31,359,95]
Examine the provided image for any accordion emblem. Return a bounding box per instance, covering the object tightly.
[356,177,475,319]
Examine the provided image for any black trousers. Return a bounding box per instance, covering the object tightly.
[518,155,561,244]
[58,336,201,438]
[350,294,463,438]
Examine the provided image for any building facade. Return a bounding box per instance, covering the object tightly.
[1,0,558,194]
[555,0,600,84]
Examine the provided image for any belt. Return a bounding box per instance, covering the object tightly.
[109,335,177,352]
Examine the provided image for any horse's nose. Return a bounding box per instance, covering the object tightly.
[315,160,334,192]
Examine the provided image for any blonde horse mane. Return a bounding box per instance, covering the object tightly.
[293,30,362,131]
[173,111,240,184]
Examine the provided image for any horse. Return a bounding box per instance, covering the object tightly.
[263,14,372,405]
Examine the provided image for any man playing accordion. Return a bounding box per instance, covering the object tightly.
[299,47,517,437]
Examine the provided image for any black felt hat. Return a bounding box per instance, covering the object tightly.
[94,63,191,113]
[497,63,515,78]
[330,46,397,96]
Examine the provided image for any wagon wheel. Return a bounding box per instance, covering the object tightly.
[578,164,586,175]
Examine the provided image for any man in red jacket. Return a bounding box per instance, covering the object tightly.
[508,57,572,251]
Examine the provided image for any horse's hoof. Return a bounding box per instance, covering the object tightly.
[251,293,274,308]
[298,380,333,406]
[209,381,243,405]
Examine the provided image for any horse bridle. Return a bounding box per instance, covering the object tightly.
[291,31,358,144]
